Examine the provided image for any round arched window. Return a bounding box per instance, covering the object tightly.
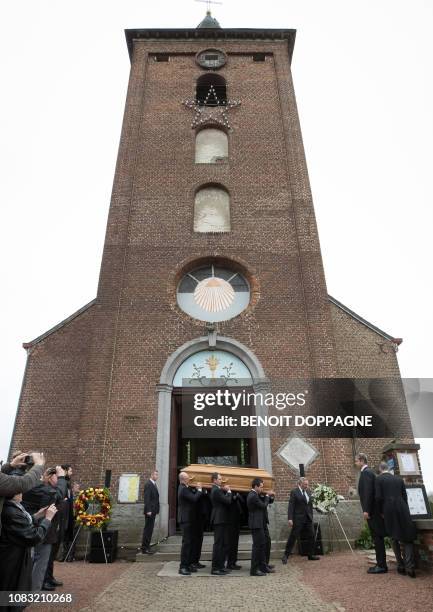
[177,265,250,322]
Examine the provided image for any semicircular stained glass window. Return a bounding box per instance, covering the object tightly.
[177,265,250,322]
[173,350,252,387]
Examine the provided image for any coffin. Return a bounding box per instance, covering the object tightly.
[183,464,274,493]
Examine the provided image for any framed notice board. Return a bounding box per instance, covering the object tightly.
[405,484,432,519]
[118,473,140,503]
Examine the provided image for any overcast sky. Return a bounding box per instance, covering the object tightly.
[1,1,432,494]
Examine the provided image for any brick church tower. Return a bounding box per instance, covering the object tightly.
[11,14,414,544]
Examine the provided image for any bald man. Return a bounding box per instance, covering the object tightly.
[177,472,202,576]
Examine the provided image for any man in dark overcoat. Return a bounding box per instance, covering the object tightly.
[177,471,202,575]
[376,461,417,578]
[22,466,67,590]
[141,468,160,554]
[260,489,275,572]
[247,477,270,576]
[355,452,387,573]
[210,472,232,575]
[282,477,319,563]
[225,490,243,570]
[0,493,57,601]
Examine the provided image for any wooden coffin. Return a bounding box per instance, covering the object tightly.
[183,464,274,493]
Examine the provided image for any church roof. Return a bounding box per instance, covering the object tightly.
[197,11,221,29]
[124,28,297,64]
[329,295,402,344]
[22,299,97,350]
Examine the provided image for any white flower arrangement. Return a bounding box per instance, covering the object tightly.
[312,484,339,514]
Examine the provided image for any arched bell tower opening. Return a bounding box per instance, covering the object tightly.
[156,336,271,537]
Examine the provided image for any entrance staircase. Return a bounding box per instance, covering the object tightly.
[136,533,287,563]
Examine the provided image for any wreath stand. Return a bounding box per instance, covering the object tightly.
[64,525,109,563]
[314,508,354,554]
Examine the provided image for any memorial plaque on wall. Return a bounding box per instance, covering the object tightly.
[118,474,140,503]
[406,485,432,519]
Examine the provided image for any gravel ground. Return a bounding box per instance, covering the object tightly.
[31,560,130,612]
[79,561,334,612]
[29,553,432,612]
[299,550,433,612]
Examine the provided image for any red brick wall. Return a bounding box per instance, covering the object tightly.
[416,524,433,572]
[12,305,95,468]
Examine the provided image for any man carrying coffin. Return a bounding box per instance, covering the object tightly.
[225,490,243,570]
[247,477,271,576]
[190,487,209,570]
[355,453,387,574]
[177,472,202,576]
[210,472,232,576]
[282,477,319,563]
[260,488,275,572]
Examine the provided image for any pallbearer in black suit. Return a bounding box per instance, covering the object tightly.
[376,462,417,578]
[355,453,387,574]
[177,472,202,575]
[210,472,232,576]
[140,469,160,555]
[260,489,275,572]
[190,487,209,570]
[247,477,272,576]
[225,491,242,570]
[282,477,319,563]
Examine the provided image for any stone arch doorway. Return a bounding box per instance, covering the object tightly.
[156,336,271,537]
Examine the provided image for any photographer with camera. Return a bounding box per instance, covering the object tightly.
[22,466,67,591]
[0,451,45,536]
[0,492,57,603]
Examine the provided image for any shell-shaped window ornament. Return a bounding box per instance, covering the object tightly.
[177,265,250,322]
[194,277,235,312]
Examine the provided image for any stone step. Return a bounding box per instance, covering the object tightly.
[155,546,287,554]
[136,549,288,563]
[137,551,252,563]
[136,536,288,563]
[155,535,289,551]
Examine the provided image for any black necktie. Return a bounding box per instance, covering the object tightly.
[303,490,308,502]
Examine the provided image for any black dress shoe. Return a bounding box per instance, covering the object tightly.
[48,578,63,587]
[265,566,275,573]
[42,583,55,591]
[267,564,275,570]
[250,570,266,576]
[142,549,155,555]
[211,569,226,576]
[367,566,388,574]
[227,564,242,570]
[195,563,206,569]
[397,566,406,575]
[178,568,191,576]
[407,569,416,578]
[308,555,320,561]
[222,567,232,573]
[281,554,288,565]
[188,566,197,572]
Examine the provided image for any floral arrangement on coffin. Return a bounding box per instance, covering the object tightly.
[312,484,340,514]
[74,487,112,529]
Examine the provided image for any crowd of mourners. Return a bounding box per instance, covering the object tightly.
[0,451,81,601]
